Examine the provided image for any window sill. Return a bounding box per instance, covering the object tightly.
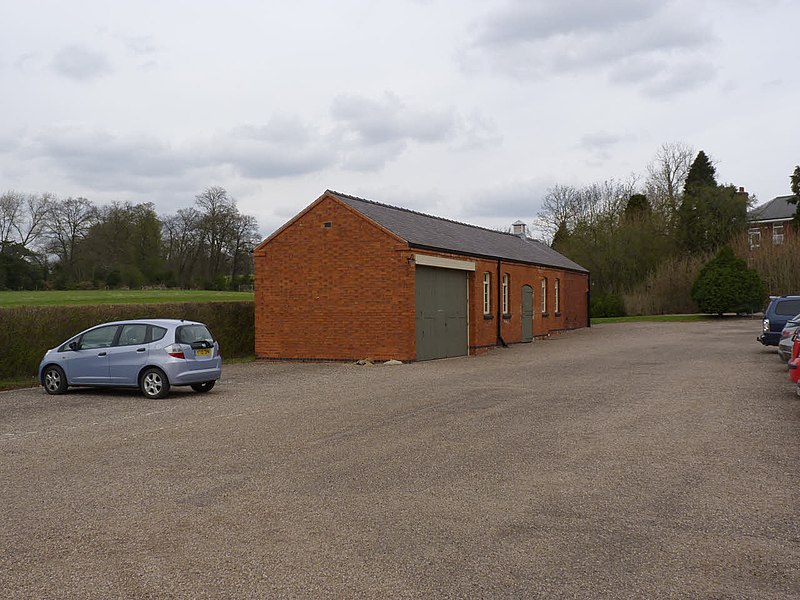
[483,314,494,320]
[555,311,561,317]
[502,313,512,319]
[541,312,549,318]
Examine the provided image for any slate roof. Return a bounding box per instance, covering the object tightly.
[748,195,797,222]
[329,190,588,273]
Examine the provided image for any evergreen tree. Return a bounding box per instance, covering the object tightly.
[788,166,800,225]
[691,246,765,315]
[677,152,745,253]
[684,150,717,193]
[624,194,651,219]
[551,221,570,251]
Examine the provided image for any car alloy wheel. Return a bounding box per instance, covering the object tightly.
[141,368,169,399]
[43,366,67,395]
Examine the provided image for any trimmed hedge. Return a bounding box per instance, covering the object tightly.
[0,301,254,380]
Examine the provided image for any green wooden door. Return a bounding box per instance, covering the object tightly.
[522,285,533,342]
[415,266,468,361]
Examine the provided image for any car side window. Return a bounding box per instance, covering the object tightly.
[118,324,148,346]
[79,325,119,350]
[776,300,800,316]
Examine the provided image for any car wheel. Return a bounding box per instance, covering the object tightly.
[190,381,216,393]
[42,365,68,395]
[140,367,170,399]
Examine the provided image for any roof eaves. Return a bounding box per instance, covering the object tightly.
[409,242,589,274]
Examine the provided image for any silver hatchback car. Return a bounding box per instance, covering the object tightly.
[38,319,222,399]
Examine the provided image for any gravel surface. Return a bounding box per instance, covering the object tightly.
[1,319,799,599]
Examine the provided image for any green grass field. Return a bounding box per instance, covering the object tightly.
[590,314,712,324]
[0,289,254,308]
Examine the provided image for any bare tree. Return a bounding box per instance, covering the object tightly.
[16,192,54,250]
[535,184,580,243]
[645,142,694,221]
[195,186,238,282]
[0,191,23,251]
[162,207,203,287]
[42,196,98,282]
[226,213,260,282]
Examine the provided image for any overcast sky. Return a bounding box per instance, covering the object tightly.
[1,0,798,238]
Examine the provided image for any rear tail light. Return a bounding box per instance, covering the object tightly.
[165,344,185,359]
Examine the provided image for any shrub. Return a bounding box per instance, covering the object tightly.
[591,293,626,318]
[0,301,254,380]
[691,246,766,315]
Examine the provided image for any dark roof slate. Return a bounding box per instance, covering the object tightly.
[748,195,797,222]
[329,190,588,273]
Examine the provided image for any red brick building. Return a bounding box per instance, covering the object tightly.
[254,190,589,361]
[747,194,797,248]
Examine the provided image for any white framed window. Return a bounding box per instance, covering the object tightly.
[541,278,548,314]
[502,274,509,314]
[748,228,761,249]
[483,272,491,314]
[773,224,784,245]
[554,278,560,314]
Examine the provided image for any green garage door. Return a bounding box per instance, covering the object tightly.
[415,266,468,361]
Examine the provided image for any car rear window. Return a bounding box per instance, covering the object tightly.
[775,300,800,316]
[176,324,214,344]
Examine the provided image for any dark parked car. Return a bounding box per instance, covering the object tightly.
[38,319,222,399]
[758,296,800,347]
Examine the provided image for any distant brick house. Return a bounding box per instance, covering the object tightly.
[254,190,589,362]
[747,194,797,248]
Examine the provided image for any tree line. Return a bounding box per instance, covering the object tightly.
[537,144,797,316]
[0,186,261,290]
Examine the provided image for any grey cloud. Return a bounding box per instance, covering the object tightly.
[462,180,553,220]
[474,0,661,46]
[466,0,714,96]
[51,45,112,81]
[29,126,201,191]
[338,140,408,172]
[580,132,635,161]
[331,92,456,146]
[641,60,717,97]
[25,119,338,188]
[223,117,337,177]
[217,120,335,178]
[331,92,495,170]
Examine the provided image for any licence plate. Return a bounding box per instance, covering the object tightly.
[196,348,211,356]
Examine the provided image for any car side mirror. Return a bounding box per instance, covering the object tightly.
[69,341,79,351]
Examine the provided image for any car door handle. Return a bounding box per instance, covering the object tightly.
[136,348,146,353]
[97,352,107,357]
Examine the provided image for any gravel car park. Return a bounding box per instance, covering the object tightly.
[2,319,799,598]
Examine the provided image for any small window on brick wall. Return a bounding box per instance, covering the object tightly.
[502,274,510,314]
[483,272,491,314]
[541,277,548,314]
[554,278,560,314]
